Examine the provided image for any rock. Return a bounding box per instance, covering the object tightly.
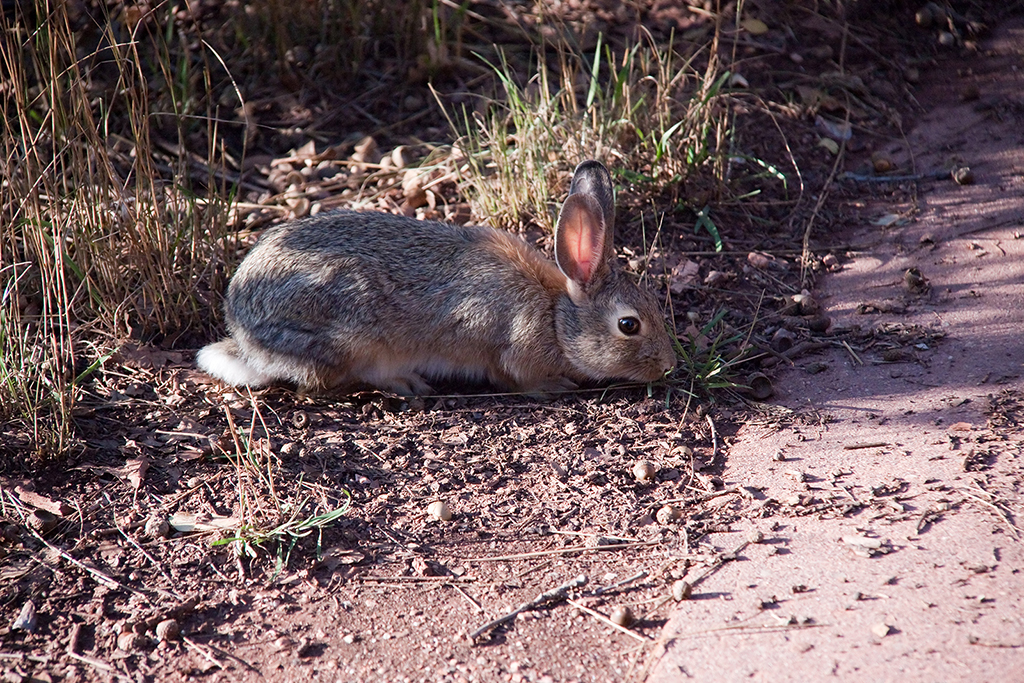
[632,461,656,483]
[609,605,634,627]
[427,501,452,522]
[155,618,180,642]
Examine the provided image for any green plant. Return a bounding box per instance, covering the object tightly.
[213,405,350,576]
[670,309,744,398]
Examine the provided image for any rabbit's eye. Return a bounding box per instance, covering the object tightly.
[618,317,641,335]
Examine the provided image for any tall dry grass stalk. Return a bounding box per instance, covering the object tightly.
[0,0,462,459]
[1,1,235,458]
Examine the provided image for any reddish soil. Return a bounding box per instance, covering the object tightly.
[650,16,1024,681]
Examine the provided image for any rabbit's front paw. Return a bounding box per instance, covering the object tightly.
[519,376,579,400]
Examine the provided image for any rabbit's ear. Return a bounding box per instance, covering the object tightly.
[555,193,610,289]
[568,160,615,251]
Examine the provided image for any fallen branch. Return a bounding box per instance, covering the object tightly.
[839,170,949,183]
[591,570,648,597]
[463,540,659,563]
[959,486,1021,539]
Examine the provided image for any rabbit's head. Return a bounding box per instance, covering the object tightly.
[554,161,676,384]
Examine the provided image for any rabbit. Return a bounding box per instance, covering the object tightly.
[196,160,676,396]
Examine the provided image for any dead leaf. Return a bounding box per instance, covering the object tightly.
[669,259,700,293]
[125,456,149,490]
[15,487,73,516]
[117,343,184,370]
[817,137,840,155]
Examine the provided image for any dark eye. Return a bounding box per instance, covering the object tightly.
[618,316,640,336]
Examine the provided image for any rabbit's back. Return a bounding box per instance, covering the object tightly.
[222,210,569,389]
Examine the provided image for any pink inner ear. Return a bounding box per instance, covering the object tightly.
[566,213,596,281]
[558,195,605,284]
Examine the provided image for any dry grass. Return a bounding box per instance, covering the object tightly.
[1,2,241,457]
[443,25,730,232]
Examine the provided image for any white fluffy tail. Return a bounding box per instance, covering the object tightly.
[196,339,273,387]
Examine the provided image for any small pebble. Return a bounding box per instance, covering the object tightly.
[12,600,37,632]
[672,580,693,602]
[871,152,894,173]
[144,515,170,539]
[746,372,774,400]
[609,605,634,627]
[117,631,143,650]
[771,328,795,353]
[904,267,929,294]
[27,509,58,534]
[872,622,892,637]
[427,501,452,522]
[952,166,975,185]
[155,618,180,642]
[747,529,765,544]
[656,505,682,525]
[915,3,944,27]
[391,146,410,169]
[632,461,656,483]
[703,270,729,287]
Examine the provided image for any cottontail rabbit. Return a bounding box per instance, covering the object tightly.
[197,160,675,395]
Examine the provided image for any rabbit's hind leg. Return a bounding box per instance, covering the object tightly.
[321,361,434,397]
[364,370,434,397]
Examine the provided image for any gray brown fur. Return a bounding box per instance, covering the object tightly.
[197,160,676,395]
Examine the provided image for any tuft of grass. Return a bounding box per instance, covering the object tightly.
[214,403,350,576]
[669,308,745,399]
[441,25,729,232]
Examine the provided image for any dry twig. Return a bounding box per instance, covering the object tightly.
[468,575,588,642]
[565,598,650,643]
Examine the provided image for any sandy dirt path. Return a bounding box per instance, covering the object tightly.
[647,17,1024,683]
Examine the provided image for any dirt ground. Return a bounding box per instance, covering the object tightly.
[648,16,1024,681]
[3,5,1023,683]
